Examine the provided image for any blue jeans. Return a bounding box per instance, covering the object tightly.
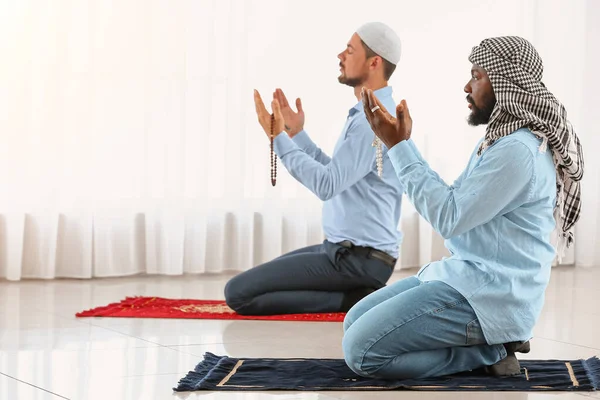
[224,241,394,315]
[343,276,506,379]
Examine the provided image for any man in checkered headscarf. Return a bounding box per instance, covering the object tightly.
[343,36,586,380]
[468,36,584,255]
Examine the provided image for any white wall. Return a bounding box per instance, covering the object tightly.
[0,0,596,279]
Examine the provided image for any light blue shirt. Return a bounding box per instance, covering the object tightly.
[273,86,404,257]
[388,128,557,344]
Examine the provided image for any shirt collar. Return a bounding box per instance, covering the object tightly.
[349,86,393,117]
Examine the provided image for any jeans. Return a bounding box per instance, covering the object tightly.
[224,240,394,315]
[342,276,506,379]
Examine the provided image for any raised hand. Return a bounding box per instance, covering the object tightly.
[362,88,412,148]
[274,88,305,137]
[254,89,285,140]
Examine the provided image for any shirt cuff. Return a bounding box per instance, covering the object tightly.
[387,139,423,174]
[291,130,313,150]
[273,132,299,158]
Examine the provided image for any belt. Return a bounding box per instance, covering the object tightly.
[337,240,397,268]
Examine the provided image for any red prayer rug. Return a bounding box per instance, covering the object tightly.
[75,297,345,322]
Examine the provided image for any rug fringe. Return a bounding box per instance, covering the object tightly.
[194,352,223,374]
[75,296,147,317]
[583,356,600,389]
[173,352,224,392]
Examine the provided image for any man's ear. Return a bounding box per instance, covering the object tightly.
[369,56,381,69]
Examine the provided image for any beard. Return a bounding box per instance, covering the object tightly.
[338,66,368,88]
[467,94,496,126]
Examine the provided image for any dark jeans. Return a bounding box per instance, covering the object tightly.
[224,240,395,315]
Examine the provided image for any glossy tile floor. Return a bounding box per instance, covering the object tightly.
[0,266,599,399]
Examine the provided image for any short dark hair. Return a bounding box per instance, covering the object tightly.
[361,40,396,80]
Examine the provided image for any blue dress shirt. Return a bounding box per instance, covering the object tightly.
[388,128,557,344]
[273,86,404,258]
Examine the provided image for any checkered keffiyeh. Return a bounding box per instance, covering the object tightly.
[468,36,584,255]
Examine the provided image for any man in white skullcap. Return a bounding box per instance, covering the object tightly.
[224,22,405,315]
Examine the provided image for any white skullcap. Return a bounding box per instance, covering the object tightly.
[356,22,401,65]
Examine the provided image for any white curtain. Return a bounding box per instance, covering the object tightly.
[0,0,597,280]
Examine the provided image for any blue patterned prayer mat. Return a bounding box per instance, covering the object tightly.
[174,352,600,392]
